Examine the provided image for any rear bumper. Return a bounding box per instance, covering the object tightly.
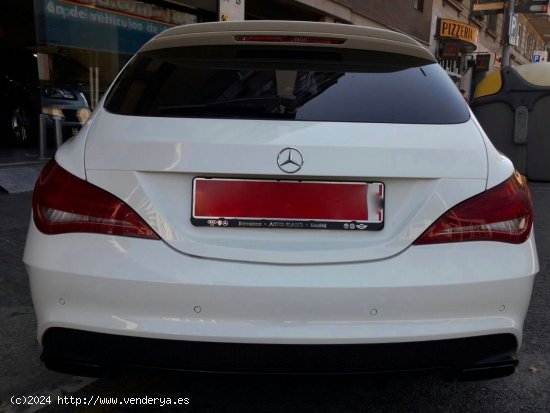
[24,219,538,379]
[25,226,537,343]
[42,328,518,380]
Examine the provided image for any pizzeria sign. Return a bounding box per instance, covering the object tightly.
[438,19,479,47]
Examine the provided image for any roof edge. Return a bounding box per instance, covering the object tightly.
[142,21,435,62]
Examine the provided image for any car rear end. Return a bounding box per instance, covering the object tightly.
[41,85,91,142]
[24,21,538,380]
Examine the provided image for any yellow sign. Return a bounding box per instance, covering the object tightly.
[439,19,479,47]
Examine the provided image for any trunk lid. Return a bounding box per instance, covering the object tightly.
[84,110,487,264]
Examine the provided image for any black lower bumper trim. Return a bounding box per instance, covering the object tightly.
[41,328,518,380]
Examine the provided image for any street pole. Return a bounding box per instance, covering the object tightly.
[502,0,516,66]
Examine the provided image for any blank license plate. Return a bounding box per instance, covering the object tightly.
[192,178,384,231]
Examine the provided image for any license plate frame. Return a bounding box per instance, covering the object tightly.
[191,178,385,231]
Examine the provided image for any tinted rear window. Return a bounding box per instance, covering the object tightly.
[104,46,470,124]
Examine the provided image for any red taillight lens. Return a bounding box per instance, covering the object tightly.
[234,35,345,44]
[33,160,159,239]
[413,172,533,245]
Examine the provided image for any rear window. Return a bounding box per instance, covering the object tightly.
[104,45,470,124]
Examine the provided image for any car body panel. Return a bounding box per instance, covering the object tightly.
[468,108,516,189]
[25,221,537,344]
[82,110,488,264]
[85,111,486,179]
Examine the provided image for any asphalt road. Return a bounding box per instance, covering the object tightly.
[1,181,549,413]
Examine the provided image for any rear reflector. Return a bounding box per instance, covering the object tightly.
[234,35,345,44]
[413,172,533,245]
[33,160,159,239]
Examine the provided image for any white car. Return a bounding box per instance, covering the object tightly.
[24,21,538,380]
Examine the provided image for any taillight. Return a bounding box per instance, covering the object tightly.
[33,160,159,240]
[234,35,345,44]
[413,172,533,245]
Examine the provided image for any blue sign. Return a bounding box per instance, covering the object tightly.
[35,0,174,54]
[534,54,541,63]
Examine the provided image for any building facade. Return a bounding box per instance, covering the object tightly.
[431,0,548,99]
[291,0,549,100]
[1,0,549,161]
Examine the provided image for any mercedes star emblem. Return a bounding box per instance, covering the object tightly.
[277,147,304,174]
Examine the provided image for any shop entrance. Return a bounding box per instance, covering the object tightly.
[0,0,210,165]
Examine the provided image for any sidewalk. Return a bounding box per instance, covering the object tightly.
[0,148,54,167]
[0,149,51,194]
